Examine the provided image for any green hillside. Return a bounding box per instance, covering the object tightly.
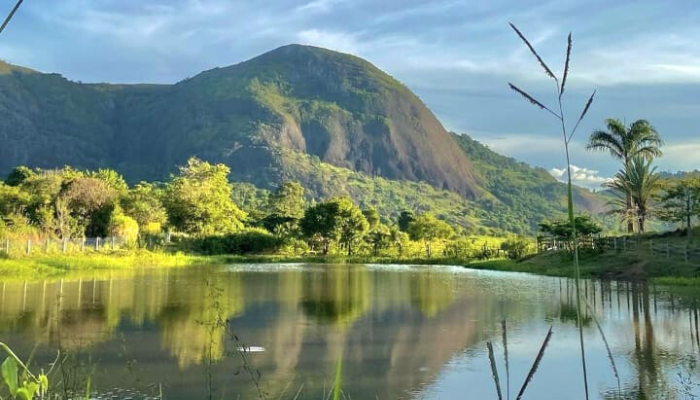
[0,44,609,234]
[453,133,608,222]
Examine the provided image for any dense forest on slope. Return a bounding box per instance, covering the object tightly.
[0,46,608,234]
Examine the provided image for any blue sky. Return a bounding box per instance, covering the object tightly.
[2,0,699,188]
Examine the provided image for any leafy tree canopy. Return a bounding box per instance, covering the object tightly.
[164,158,246,236]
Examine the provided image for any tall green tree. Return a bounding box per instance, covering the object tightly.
[0,182,29,219]
[407,214,453,257]
[337,199,369,256]
[4,166,35,187]
[586,119,663,232]
[397,210,415,232]
[61,177,120,237]
[89,169,129,193]
[121,182,168,235]
[605,156,661,233]
[262,181,305,235]
[164,158,246,236]
[267,182,305,219]
[388,226,408,257]
[300,197,368,255]
[20,170,64,230]
[366,224,390,256]
[362,206,380,229]
[231,182,269,221]
[658,176,700,238]
[300,200,341,255]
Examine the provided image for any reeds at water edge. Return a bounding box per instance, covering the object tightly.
[487,323,553,400]
[506,23,613,400]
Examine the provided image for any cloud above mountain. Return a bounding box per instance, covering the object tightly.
[3,0,698,177]
[549,165,612,189]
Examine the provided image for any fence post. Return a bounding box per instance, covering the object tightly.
[26,239,31,255]
[96,237,100,251]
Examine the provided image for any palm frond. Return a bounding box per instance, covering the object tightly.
[509,23,557,82]
[560,33,572,97]
[508,83,560,118]
[605,118,627,131]
[634,145,663,159]
[586,130,624,159]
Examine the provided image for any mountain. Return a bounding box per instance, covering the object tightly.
[0,45,479,197]
[0,44,608,234]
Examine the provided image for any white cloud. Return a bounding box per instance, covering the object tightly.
[662,142,700,172]
[296,29,361,54]
[294,0,345,13]
[549,165,612,189]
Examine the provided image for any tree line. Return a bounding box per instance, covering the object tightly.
[0,158,517,258]
[559,117,699,238]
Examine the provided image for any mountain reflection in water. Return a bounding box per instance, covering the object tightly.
[0,264,698,399]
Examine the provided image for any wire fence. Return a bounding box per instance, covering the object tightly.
[597,236,700,263]
[0,236,131,256]
[538,235,700,263]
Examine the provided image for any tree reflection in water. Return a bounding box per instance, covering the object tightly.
[0,266,698,399]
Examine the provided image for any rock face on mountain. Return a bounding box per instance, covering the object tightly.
[0,45,608,233]
[0,45,480,197]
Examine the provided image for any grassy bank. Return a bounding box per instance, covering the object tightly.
[2,245,699,286]
[0,250,223,281]
[464,248,700,286]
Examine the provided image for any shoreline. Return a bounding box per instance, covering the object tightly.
[1,250,698,286]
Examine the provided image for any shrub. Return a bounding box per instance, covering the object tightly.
[189,228,285,255]
[501,236,532,260]
[280,238,310,256]
[108,213,139,245]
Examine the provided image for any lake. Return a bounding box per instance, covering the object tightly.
[1,264,698,399]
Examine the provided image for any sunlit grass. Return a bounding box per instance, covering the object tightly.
[0,250,217,282]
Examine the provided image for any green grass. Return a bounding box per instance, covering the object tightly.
[2,237,699,286]
[0,250,221,281]
[468,247,700,285]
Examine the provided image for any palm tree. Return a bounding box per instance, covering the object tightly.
[605,156,661,233]
[587,119,663,232]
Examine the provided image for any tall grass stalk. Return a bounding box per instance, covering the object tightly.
[0,0,23,35]
[487,325,553,400]
[501,320,510,400]
[508,23,596,399]
[515,326,553,400]
[487,341,503,400]
[584,298,621,393]
[332,356,343,400]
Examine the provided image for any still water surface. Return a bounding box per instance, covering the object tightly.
[1,264,699,399]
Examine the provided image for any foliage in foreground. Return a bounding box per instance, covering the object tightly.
[1,342,49,400]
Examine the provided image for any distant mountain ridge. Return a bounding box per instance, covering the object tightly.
[0,44,607,233]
